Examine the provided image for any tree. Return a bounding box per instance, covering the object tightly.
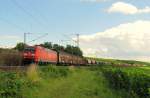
[75,46,83,56]
[65,45,72,54]
[64,45,83,56]
[53,44,60,51]
[14,42,25,51]
[40,42,65,51]
[59,45,65,51]
[40,42,52,49]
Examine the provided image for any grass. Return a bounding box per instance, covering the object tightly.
[0,64,149,98]
[23,66,129,98]
[22,65,126,98]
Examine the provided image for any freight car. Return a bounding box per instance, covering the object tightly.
[23,45,88,65]
[86,58,97,65]
[57,51,86,65]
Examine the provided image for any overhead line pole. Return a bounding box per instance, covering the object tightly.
[76,34,80,48]
[24,32,48,48]
[24,32,32,49]
[61,33,80,65]
[76,34,79,64]
[24,33,26,46]
[63,33,80,47]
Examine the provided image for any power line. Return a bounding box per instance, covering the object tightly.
[63,33,80,47]
[26,0,50,26]
[23,32,48,49]
[28,33,48,43]
[10,0,48,31]
[62,34,74,46]
[0,16,26,32]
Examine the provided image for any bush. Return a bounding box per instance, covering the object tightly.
[0,72,25,98]
[40,65,70,78]
[102,68,150,98]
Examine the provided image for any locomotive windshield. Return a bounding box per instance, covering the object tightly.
[24,47,35,53]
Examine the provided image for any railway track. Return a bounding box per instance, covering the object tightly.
[0,64,98,72]
[0,66,28,72]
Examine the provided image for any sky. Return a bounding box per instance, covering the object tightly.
[0,0,150,61]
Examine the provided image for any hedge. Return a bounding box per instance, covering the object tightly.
[102,68,150,98]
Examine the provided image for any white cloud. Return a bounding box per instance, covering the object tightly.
[80,20,150,61]
[0,35,21,40]
[107,2,150,15]
[0,35,22,48]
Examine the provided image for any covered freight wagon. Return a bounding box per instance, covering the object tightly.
[57,51,86,65]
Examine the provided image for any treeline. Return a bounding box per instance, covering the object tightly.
[40,42,83,56]
[14,42,83,56]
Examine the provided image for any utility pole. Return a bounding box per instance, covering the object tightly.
[24,32,32,49]
[61,33,80,65]
[24,32,48,47]
[75,33,80,65]
[62,33,80,47]
[24,33,26,46]
[76,34,79,48]
[24,33,28,49]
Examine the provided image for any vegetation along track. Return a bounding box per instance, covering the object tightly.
[0,66,28,71]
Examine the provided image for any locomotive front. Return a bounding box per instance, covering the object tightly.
[23,46,35,63]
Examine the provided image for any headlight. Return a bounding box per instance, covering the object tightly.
[24,53,27,56]
[31,54,35,56]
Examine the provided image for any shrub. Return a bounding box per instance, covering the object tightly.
[40,65,70,78]
[102,68,150,98]
[0,72,25,98]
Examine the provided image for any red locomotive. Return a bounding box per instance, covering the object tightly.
[23,46,57,64]
[23,45,97,65]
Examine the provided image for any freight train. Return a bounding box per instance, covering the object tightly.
[23,45,99,65]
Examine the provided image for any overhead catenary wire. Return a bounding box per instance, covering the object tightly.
[0,16,26,32]
[10,0,48,31]
[28,33,48,43]
[26,0,50,26]
[9,0,53,45]
[63,33,80,47]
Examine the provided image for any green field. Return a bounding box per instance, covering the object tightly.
[0,64,150,98]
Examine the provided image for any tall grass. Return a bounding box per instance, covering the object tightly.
[26,64,41,83]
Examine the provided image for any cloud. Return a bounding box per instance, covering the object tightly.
[0,35,22,48]
[0,35,21,40]
[107,2,150,15]
[80,20,150,61]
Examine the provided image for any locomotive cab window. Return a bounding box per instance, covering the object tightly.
[24,47,35,53]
